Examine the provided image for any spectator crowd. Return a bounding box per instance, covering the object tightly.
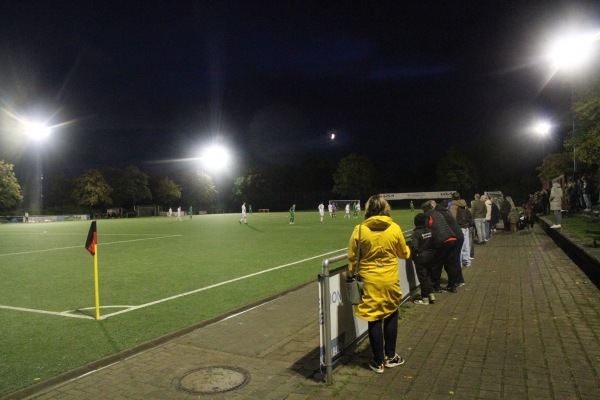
[410,191,534,305]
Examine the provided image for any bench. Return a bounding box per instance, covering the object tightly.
[258,209,269,213]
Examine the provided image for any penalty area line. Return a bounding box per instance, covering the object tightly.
[101,248,348,319]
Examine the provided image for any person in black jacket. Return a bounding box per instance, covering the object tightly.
[421,201,458,293]
[434,201,466,290]
[410,213,436,305]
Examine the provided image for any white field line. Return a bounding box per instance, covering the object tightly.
[0,235,182,257]
[0,247,347,321]
[0,233,163,235]
[0,305,95,320]
[99,248,348,319]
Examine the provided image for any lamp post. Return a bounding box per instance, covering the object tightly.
[24,121,51,215]
[547,31,599,172]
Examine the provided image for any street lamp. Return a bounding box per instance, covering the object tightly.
[546,31,600,172]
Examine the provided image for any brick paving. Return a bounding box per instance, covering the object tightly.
[8,223,600,399]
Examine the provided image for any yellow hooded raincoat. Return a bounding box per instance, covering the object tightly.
[348,215,410,321]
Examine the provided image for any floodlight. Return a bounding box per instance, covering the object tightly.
[548,32,599,71]
[534,121,551,137]
[201,144,230,171]
[24,121,51,140]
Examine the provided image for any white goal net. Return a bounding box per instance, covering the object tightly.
[135,205,160,217]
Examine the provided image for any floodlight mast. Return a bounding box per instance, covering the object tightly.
[546,31,599,172]
[22,119,52,214]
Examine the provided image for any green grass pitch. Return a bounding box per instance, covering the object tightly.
[0,209,416,396]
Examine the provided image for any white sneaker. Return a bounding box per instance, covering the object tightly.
[550,224,561,229]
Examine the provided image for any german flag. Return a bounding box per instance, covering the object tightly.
[85,221,97,256]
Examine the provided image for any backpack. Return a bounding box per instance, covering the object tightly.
[456,206,472,227]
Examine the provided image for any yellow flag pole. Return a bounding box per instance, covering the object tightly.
[93,244,100,320]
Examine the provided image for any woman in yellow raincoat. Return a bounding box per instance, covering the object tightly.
[348,194,411,373]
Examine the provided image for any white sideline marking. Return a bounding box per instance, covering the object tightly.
[0,305,95,320]
[0,247,347,321]
[100,248,348,319]
[0,235,182,257]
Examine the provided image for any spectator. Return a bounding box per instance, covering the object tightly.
[541,189,549,215]
[491,199,500,233]
[472,194,487,245]
[522,195,535,231]
[421,200,458,292]
[410,213,436,305]
[450,192,472,268]
[484,196,493,240]
[508,205,519,233]
[435,201,465,289]
[347,194,410,373]
[570,180,580,212]
[550,179,563,229]
[500,197,511,232]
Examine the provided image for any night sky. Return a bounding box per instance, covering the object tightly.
[1,1,600,188]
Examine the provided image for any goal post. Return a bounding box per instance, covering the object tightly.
[135,205,160,217]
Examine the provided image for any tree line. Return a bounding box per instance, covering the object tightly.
[2,77,599,214]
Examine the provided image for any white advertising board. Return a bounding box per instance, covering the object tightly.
[380,191,454,201]
[319,257,419,376]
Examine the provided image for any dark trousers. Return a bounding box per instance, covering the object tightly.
[415,261,433,297]
[368,309,399,365]
[448,236,464,285]
[431,241,456,288]
[469,227,475,258]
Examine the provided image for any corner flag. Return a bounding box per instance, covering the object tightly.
[85,221,97,256]
[84,220,101,320]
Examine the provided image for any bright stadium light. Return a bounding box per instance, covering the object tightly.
[201,144,230,171]
[24,120,52,140]
[534,121,551,137]
[533,120,551,162]
[545,30,599,171]
[547,32,599,72]
[20,118,53,215]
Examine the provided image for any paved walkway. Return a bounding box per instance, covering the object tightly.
[11,223,600,399]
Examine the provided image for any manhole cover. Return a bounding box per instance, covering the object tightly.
[176,366,251,395]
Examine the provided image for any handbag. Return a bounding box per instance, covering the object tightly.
[346,223,364,305]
